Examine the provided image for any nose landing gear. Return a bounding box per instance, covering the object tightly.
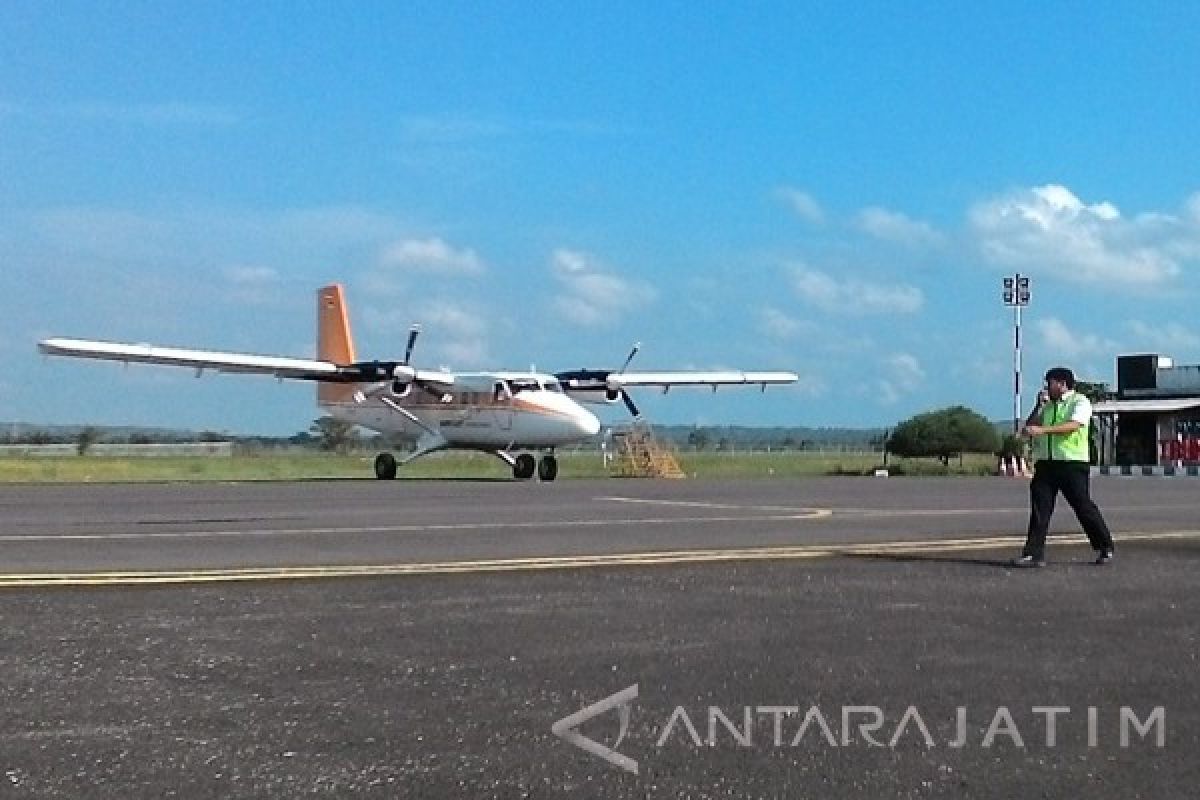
[374,452,398,480]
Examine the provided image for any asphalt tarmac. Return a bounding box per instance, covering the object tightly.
[0,476,1197,798]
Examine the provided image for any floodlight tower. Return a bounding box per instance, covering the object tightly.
[1002,274,1031,433]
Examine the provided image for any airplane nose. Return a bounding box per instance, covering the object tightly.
[577,408,601,437]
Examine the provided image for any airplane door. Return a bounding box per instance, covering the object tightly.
[492,381,514,431]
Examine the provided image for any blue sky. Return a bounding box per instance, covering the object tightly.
[4,2,1200,435]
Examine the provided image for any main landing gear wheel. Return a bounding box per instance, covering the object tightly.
[374,452,398,480]
[537,455,558,481]
[513,453,537,480]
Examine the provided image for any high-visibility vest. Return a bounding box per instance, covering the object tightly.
[1033,390,1091,462]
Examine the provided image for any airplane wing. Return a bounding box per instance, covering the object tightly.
[555,368,798,392]
[608,371,798,389]
[555,366,797,417]
[37,337,455,386]
[38,338,339,379]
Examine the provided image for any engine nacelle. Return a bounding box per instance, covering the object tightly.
[564,387,621,406]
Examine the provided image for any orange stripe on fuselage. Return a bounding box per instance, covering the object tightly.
[511,396,580,422]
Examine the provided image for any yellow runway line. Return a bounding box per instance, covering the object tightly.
[1,530,1197,588]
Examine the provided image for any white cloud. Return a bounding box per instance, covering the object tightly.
[1037,317,1118,360]
[379,237,485,276]
[856,207,944,248]
[878,352,925,404]
[757,307,812,340]
[1186,193,1200,225]
[419,302,490,365]
[225,265,278,285]
[223,265,281,305]
[777,188,825,224]
[789,265,923,315]
[1124,320,1200,356]
[399,115,511,144]
[362,301,489,367]
[969,184,1189,286]
[550,249,656,328]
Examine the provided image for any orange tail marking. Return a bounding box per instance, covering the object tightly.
[317,284,359,406]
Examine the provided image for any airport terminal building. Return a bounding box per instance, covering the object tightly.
[1093,354,1200,470]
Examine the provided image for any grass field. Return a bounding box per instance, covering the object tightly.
[0,450,1000,483]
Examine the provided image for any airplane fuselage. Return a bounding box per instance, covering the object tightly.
[325,373,601,450]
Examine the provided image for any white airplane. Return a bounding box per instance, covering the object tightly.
[38,284,797,481]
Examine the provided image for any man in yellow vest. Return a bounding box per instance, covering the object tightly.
[1011,367,1115,567]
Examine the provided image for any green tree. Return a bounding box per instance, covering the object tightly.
[998,433,1027,458]
[1074,380,1111,403]
[309,416,359,453]
[686,428,711,451]
[887,406,1001,465]
[76,426,102,456]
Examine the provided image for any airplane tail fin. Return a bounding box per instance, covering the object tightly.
[317,284,358,406]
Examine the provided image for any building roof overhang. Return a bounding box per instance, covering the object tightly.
[1093,397,1200,413]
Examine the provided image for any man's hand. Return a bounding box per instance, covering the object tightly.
[1021,424,1044,438]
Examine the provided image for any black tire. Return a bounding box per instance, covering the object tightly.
[513,453,537,480]
[537,455,558,481]
[374,452,398,480]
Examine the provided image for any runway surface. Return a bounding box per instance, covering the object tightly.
[1,476,1198,798]
[2,475,1198,583]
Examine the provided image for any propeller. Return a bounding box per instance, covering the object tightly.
[554,340,643,418]
[389,324,421,393]
[604,342,642,419]
[618,342,642,418]
[347,323,440,400]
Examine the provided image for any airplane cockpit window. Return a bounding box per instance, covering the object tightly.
[507,378,540,394]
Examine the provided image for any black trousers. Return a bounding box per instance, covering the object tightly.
[1023,460,1114,559]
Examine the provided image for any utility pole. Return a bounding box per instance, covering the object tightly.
[1002,274,1031,433]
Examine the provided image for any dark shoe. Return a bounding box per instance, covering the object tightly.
[1009,555,1046,568]
[1094,550,1114,566]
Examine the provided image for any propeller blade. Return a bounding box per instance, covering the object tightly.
[404,324,421,364]
[621,389,641,419]
[619,342,641,373]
